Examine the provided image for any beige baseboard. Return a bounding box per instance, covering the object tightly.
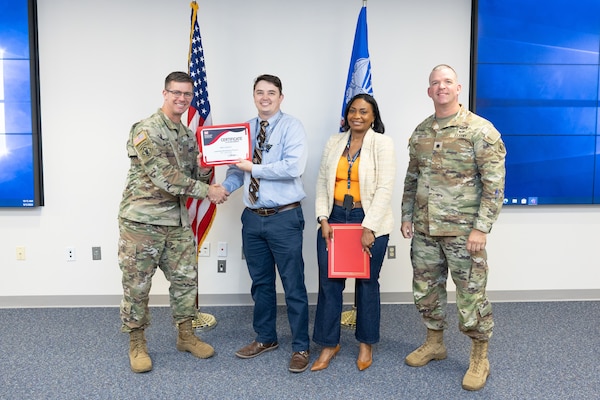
[0,289,598,308]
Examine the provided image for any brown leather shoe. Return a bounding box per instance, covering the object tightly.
[289,350,310,373]
[235,341,279,359]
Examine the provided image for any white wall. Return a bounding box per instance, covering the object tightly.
[0,0,598,306]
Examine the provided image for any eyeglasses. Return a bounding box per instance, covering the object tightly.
[166,89,194,99]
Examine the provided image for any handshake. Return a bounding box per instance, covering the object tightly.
[198,153,230,204]
[207,184,229,205]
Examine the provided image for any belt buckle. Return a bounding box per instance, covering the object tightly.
[257,208,274,216]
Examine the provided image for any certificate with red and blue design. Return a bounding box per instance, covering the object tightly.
[197,123,251,166]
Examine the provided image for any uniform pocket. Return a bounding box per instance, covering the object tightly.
[478,297,492,318]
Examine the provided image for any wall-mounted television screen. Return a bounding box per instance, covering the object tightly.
[470,0,600,205]
[0,0,43,207]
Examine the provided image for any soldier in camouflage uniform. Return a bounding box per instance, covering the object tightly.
[401,65,506,391]
[118,71,227,373]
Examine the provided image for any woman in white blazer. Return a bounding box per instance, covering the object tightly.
[311,94,396,372]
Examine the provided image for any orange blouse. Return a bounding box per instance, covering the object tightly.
[334,155,361,202]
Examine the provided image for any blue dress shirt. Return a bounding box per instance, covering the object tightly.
[222,111,307,208]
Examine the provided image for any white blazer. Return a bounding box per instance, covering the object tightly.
[315,129,396,236]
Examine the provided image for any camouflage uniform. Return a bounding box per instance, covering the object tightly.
[118,109,212,333]
[401,105,506,341]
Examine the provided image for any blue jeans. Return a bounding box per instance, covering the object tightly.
[313,205,389,347]
[241,206,310,352]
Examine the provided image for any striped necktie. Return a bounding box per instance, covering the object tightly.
[249,120,268,204]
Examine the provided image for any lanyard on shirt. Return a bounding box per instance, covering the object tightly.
[346,134,361,191]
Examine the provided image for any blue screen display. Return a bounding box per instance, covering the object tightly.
[0,0,41,207]
[471,0,600,205]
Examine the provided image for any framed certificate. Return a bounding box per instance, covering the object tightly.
[197,123,251,166]
[328,223,370,279]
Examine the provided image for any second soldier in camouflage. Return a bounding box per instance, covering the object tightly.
[401,64,506,391]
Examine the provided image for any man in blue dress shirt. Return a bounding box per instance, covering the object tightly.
[221,74,310,373]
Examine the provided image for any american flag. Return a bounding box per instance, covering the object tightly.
[185,1,216,254]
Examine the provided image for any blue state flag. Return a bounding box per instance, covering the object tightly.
[340,4,373,131]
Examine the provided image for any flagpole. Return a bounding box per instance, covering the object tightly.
[187,0,217,332]
[341,0,371,330]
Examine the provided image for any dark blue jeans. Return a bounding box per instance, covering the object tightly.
[241,206,310,352]
[313,205,389,347]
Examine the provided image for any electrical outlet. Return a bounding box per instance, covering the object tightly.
[92,246,102,260]
[66,247,76,261]
[217,259,226,273]
[16,246,26,261]
[199,242,210,257]
[387,245,396,259]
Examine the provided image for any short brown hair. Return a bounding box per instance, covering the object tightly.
[253,74,283,94]
[165,71,194,89]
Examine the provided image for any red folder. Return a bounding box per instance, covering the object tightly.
[328,223,370,279]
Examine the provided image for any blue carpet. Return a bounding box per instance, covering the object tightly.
[0,302,598,399]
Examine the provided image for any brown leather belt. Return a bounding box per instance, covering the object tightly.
[334,200,362,209]
[247,202,301,217]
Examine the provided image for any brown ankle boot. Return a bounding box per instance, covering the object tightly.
[462,339,490,391]
[129,329,152,373]
[405,328,447,367]
[176,319,215,359]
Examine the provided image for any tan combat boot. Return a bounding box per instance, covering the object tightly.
[405,328,447,367]
[176,319,215,359]
[462,339,490,391]
[129,329,152,373]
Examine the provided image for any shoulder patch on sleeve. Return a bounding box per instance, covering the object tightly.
[133,130,149,146]
[483,129,501,145]
[133,130,155,163]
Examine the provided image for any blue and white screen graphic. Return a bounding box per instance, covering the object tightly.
[0,0,37,207]
[472,0,600,205]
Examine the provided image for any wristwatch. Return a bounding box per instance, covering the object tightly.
[317,216,328,223]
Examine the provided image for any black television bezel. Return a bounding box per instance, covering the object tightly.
[29,0,44,206]
[468,0,478,113]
